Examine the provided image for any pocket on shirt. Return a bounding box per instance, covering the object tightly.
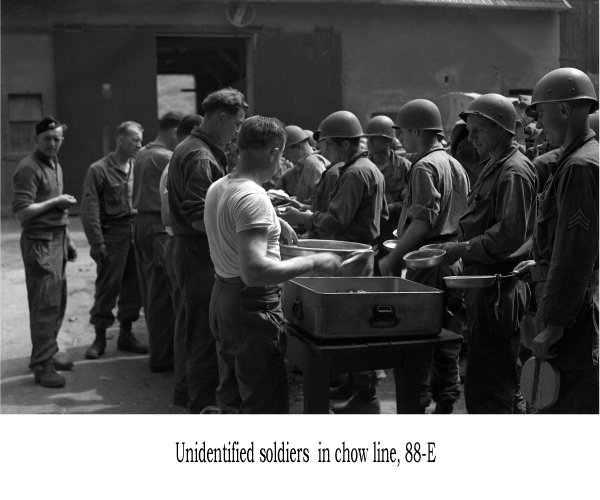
[103,183,127,215]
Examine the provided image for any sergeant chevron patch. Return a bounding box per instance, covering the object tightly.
[567,208,590,231]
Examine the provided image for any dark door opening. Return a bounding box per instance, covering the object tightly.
[156,36,247,117]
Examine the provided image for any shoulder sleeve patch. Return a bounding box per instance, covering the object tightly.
[567,208,590,231]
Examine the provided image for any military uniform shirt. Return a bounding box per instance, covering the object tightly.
[167,127,227,236]
[307,150,388,244]
[397,144,469,245]
[532,131,599,328]
[81,152,135,246]
[132,142,173,212]
[459,145,537,272]
[12,149,68,235]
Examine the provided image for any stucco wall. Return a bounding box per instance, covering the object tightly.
[1,33,56,217]
[1,1,561,215]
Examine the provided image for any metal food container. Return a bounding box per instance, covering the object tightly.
[283,277,444,339]
[279,240,374,277]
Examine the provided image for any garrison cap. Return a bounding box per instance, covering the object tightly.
[36,116,67,136]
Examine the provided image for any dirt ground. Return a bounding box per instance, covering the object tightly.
[1,216,467,414]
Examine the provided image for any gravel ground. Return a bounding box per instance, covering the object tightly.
[1,216,466,414]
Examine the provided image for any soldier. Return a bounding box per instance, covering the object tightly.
[167,88,247,414]
[12,116,77,387]
[159,114,203,406]
[378,100,469,413]
[205,116,342,413]
[281,125,327,205]
[284,111,388,413]
[363,115,411,248]
[132,112,181,372]
[81,121,147,360]
[514,68,599,413]
[440,94,537,413]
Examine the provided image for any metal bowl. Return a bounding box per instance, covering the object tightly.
[443,275,497,288]
[420,243,443,251]
[403,249,446,269]
[383,239,397,250]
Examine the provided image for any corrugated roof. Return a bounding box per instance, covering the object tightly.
[241,0,572,11]
[379,0,571,10]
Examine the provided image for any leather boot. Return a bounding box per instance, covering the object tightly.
[34,358,66,388]
[332,391,381,414]
[85,329,106,359]
[117,320,148,354]
[329,378,358,400]
[52,351,74,370]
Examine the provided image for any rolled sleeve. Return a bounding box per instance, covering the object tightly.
[80,167,104,245]
[12,165,39,214]
[469,173,534,265]
[405,166,441,227]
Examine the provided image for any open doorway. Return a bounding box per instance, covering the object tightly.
[156,35,248,118]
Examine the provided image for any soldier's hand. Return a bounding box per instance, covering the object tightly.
[280,207,303,225]
[513,259,535,283]
[67,241,78,262]
[279,218,298,245]
[310,252,343,277]
[377,254,396,277]
[532,324,564,360]
[90,243,108,265]
[55,194,77,209]
[440,242,462,265]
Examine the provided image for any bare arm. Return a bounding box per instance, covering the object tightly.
[237,227,341,287]
[14,194,76,222]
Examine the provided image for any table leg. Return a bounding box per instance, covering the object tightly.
[302,351,330,414]
[394,347,431,414]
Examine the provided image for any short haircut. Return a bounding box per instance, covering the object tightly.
[158,112,182,130]
[202,87,249,116]
[237,116,285,151]
[116,121,143,138]
[331,137,361,147]
[565,98,596,112]
[177,114,203,139]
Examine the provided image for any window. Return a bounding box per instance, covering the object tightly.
[157,75,197,118]
[8,94,43,152]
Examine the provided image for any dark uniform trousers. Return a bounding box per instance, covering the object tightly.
[21,228,67,369]
[163,236,188,400]
[90,224,142,329]
[172,233,219,413]
[402,262,463,410]
[133,213,175,369]
[209,275,289,414]
[463,269,529,413]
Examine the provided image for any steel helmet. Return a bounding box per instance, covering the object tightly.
[284,125,310,147]
[393,99,443,132]
[318,111,364,141]
[304,129,317,148]
[313,120,324,142]
[363,115,396,140]
[459,94,516,135]
[589,111,599,138]
[526,68,599,118]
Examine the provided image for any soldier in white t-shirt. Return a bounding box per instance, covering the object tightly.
[204,116,342,413]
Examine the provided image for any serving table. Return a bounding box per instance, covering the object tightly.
[285,322,463,414]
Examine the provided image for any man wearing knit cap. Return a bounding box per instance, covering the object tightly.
[12,116,78,388]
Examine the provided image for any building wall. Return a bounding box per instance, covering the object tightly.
[1,0,561,215]
[1,33,56,217]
